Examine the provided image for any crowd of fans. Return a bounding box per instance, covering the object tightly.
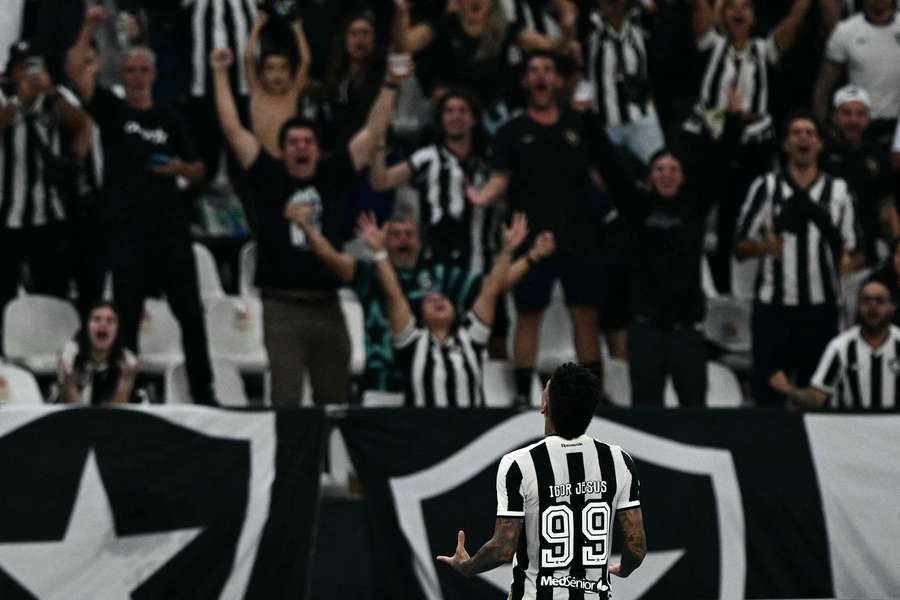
[1,0,900,410]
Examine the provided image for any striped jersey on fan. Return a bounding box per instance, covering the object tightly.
[811,325,900,408]
[393,311,490,407]
[185,0,256,97]
[0,87,81,229]
[496,435,641,599]
[736,172,858,307]
[586,14,654,127]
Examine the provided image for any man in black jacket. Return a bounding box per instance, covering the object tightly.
[592,105,742,406]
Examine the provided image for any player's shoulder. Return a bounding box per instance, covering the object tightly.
[500,437,549,465]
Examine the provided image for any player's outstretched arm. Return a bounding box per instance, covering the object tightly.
[436,518,523,578]
[609,508,646,578]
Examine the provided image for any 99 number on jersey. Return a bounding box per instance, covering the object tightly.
[540,502,610,568]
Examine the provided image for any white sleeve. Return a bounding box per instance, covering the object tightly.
[464,311,491,346]
[616,448,641,511]
[825,22,850,64]
[496,454,525,517]
[56,85,81,108]
[763,35,780,65]
[810,339,842,394]
[393,317,423,349]
[696,28,723,51]
[892,120,900,154]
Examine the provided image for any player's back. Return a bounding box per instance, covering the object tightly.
[496,434,641,600]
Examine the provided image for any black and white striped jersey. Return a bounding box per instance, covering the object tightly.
[736,172,858,307]
[585,14,654,127]
[408,143,494,272]
[0,86,79,229]
[497,435,641,600]
[687,30,779,142]
[501,0,564,37]
[393,311,490,407]
[184,0,257,97]
[811,325,900,409]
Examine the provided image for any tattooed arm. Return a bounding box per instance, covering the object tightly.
[436,518,523,577]
[610,508,647,578]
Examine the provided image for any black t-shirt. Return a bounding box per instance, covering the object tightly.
[86,88,198,234]
[247,149,358,291]
[492,110,597,253]
[824,137,894,265]
[423,14,523,108]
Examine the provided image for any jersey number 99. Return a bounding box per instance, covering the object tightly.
[540,502,610,568]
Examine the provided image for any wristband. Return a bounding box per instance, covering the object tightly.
[373,250,388,262]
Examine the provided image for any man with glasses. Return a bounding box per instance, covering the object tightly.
[770,278,900,408]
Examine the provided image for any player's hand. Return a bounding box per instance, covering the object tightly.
[529,231,556,261]
[768,370,793,395]
[86,5,107,25]
[609,562,631,577]
[436,530,471,574]
[284,202,316,229]
[501,212,529,253]
[761,230,782,258]
[209,48,234,71]
[466,184,491,206]
[355,211,387,252]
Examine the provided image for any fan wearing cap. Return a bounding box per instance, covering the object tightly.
[0,39,90,348]
[824,85,898,267]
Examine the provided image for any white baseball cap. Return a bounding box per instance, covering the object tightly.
[833,85,871,110]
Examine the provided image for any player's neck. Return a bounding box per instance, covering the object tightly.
[861,326,890,350]
[527,104,559,126]
[787,163,819,189]
[445,136,471,158]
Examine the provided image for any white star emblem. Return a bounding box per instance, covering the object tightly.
[0,450,203,599]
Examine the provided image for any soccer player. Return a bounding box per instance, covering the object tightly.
[436,363,646,597]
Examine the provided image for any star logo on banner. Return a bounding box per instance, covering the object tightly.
[0,450,202,599]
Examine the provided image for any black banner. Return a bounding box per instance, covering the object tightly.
[0,406,324,600]
[340,408,836,600]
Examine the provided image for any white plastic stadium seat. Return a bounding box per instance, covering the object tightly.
[327,428,355,490]
[3,294,80,375]
[663,361,743,407]
[0,362,44,405]
[704,296,752,353]
[339,288,366,376]
[238,240,258,298]
[192,242,225,302]
[481,359,543,407]
[731,256,758,301]
[139,298,184,373]
[604,358,631,408]
[205,296,268,373]
[165,358,248,406]
[360,391,405,407]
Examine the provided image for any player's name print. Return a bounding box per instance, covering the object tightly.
[548,479,608,499]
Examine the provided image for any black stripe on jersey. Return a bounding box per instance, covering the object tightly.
[22,117,36,228]
[738,177,769,241]
[771,178,785,305]
[506,461,525,513]
[621,451,640,503]
[0,127,13,225]
[846,340,862,407]
[797,212,810,306]
[871,353,883,408]
[460,343,479,407]
[751,45,763,115]
[612,38,630,126]
[705,41,728,110]
[822,352,842,389]
[594,33,608,126]
[441,344,457,407]
[566,452,587,600]
[223,0,239,94]
[530,443,555,600]
[818,177,838,305]
[423,349,436,407]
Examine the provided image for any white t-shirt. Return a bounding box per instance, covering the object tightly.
[825,12,900,120]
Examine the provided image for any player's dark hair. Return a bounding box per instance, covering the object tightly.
[259,47,297,75]
[860,277,896,305]
[548,363,601,439]
[782,109,823,140]
[523,49,562,74]
[278,116,320,150]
